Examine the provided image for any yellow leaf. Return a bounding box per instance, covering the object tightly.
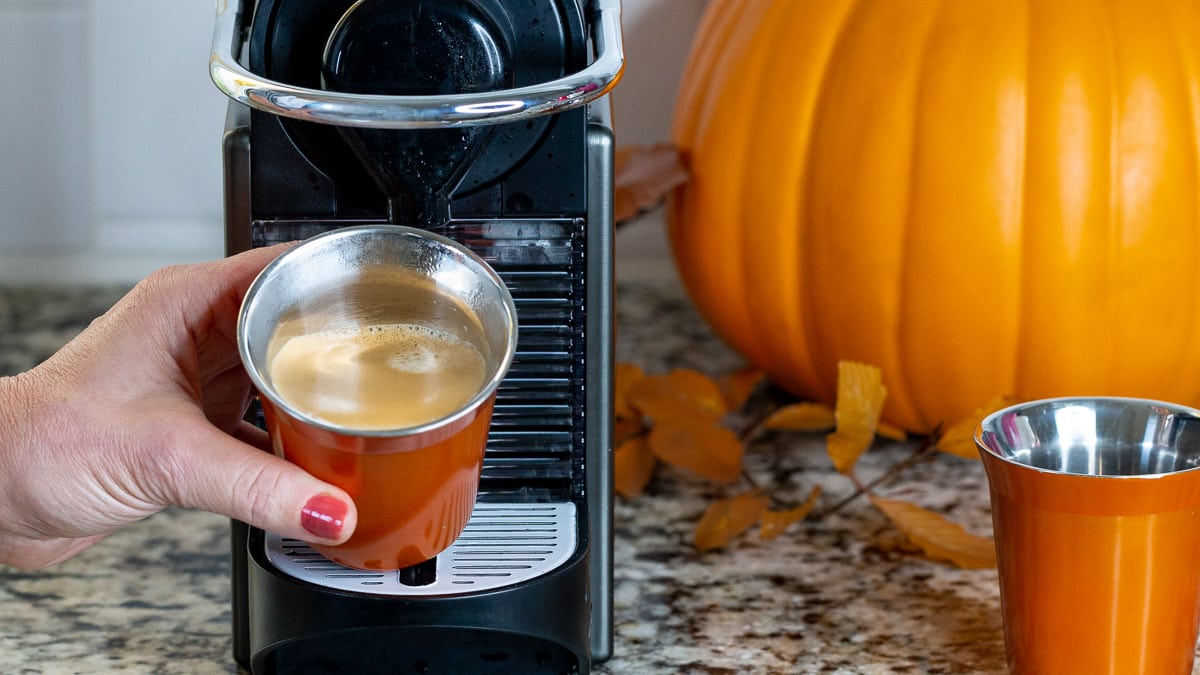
[647,419,744,483]
[694,490,770,552]
[614,436,657,499]
[719,367,764,412]
[936,395,1016,460]
[614,362,646,421]
[627,368,728,423]
[870,496,996,569]
[825,361,887,474]
[759,485,822,540]
[763,401,836,432]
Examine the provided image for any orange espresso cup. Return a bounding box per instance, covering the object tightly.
[976,397,1200,675]
[238,225,517,571]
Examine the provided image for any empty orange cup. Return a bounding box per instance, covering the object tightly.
[976,397,1200,675]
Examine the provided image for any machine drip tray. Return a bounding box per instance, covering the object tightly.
[264,502,577,596]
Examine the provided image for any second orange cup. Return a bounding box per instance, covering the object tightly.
[977,397,1200,675]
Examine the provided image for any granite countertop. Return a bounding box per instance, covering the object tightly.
[0,278,1133,673]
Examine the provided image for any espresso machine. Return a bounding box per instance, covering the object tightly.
[209,1,623,672]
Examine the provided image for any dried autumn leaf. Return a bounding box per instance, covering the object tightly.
[613,143,689,225]
[694,490,770,552]
[614,362,646,420]
[718,367,764,412]
[614,416,647,446]
[825,361,887,474]
[936,395,1016,460]
[614,436,657,499]
[763,401,836,432]
[760,485,822,540]
[648,418,744,483]
[876,421,908,443]
[870,496,996,569]
[627,368,728,424]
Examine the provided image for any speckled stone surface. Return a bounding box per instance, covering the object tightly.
[601,284,1006,675]
[0,281,1194,674]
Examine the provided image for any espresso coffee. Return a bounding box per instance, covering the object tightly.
[268,323,487,429]
[264,266,492,431]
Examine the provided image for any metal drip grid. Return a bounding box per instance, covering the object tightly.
[264,502,577,596]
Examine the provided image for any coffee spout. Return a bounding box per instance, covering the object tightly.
[319,0,513,227]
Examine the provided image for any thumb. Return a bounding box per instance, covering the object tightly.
[161,422,358,545]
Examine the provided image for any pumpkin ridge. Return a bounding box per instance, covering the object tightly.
[891,0,955,433]
[810,0,944,432]
[1017,1,1110,399]
[1104,0,1119,395]
[1106,1,1200,401]
[1012,0,1033,411]
[801,0,878,407]
[668,0,776,367]
[741,0,860,405]
[733,0,810,375]
[668,0,742,147]
[1165,0,1200,396]
[738,0,814,397]
[796,0,865,406]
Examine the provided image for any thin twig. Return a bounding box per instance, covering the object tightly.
[735,409,775,444]
[813,433,941,520]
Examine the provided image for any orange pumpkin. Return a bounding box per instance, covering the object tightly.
[667,0,1200,434]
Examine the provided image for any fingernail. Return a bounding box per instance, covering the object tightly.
[301,494,348,540]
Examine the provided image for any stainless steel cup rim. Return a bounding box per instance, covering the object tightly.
[975,396,1200,479]
[237,224,518,438]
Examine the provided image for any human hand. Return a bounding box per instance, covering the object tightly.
[0,246,357,569]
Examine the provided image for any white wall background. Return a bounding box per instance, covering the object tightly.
[0,0,706,285]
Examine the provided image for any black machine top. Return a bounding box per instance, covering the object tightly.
[234,0,607,224]
[246,0,589,95]
[212,0,623,128]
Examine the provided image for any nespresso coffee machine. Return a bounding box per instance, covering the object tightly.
[209,1,623,672]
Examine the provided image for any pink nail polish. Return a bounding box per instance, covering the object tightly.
[301,494,347,540]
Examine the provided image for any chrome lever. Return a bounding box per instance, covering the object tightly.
[208,0,625,129]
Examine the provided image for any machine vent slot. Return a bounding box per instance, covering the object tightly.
[448,220,586,499]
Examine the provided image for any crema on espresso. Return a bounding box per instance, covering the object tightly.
[262,266,493,431]
[267,322,487,430]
